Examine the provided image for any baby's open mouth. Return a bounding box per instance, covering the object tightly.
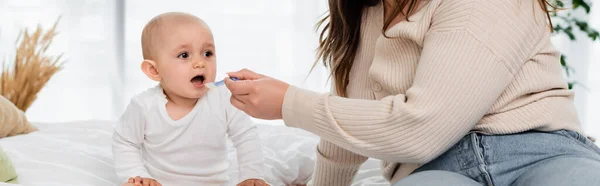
[191,75,205,88]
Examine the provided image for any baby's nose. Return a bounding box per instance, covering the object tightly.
[193,60,206,69]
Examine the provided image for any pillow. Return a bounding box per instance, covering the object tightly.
[0,146,18,183]
[0,95,36,138]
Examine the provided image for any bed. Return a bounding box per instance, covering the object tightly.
[0,120,388,186]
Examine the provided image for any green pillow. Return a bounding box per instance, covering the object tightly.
[0,146,18,183]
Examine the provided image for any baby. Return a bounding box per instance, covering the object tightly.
[112,12,269,186]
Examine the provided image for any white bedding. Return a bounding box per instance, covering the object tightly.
[0,121,388,186]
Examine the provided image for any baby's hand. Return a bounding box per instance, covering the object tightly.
[125,176,162,186]
[237,178,270,186]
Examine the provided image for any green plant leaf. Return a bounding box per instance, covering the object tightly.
[574,20,589,31]
[568,82,575,90]
[563,26,576,40]
[556,0,564,7]
[573,0,591,13]
[561,55,571,77]
[553,24,563,33]
[589,31,599,41]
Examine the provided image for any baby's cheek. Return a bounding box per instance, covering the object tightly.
[207,66,217,82]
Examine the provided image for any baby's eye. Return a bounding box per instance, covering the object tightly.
[203,51,213,57]
[177,52,189,59]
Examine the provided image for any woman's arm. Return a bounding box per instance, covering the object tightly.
[283,30,514,163]
[227,33,526,164]
[226,0,546,164]
[311,83,369,186]
[312,140,369,186]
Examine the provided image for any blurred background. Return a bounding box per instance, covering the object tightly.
[0,0,599,138]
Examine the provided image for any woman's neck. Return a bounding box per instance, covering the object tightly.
[383,0,422,30]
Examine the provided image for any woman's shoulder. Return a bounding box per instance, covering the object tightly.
[428,0,552,68]
[429,0,549,29]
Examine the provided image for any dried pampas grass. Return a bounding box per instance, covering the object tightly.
[0,18,64,112]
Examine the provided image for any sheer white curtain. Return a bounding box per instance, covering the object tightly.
[0,0,598,138]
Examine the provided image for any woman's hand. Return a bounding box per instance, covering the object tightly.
[224,69,289,120]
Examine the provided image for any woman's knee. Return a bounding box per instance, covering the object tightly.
[393,170,482,186]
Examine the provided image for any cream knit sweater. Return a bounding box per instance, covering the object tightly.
[281,0,582,185]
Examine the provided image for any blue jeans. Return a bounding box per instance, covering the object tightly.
[393,130,600,186]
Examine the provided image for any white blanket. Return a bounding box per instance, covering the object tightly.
[0,121,387,186]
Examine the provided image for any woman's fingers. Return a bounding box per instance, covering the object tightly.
[225,70,289,120]
[225,78,256,95]
[230,95,248,111]
[227,68,263,80]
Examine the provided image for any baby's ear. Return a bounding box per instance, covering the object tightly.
[141,59,161,81]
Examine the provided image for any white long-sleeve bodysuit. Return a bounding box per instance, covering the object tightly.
[113,85,264,186]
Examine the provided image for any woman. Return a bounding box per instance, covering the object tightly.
[224,0,600,185]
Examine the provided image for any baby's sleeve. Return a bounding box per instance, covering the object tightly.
[222,87,266,182]
[112,98,153,181]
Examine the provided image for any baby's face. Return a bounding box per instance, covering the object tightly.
[153,21,216,99]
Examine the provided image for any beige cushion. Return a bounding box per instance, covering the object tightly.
[0,95,36,138]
